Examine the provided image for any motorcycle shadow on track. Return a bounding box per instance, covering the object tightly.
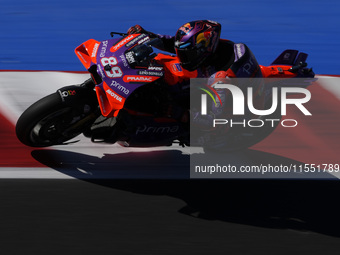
[31,148,340,237]
[31,149,191,179]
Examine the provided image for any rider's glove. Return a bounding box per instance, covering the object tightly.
[207,71,229,85]
[207,71,230,116]
[127,25,148,35]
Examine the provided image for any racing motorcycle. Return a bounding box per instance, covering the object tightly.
[15,32,315,150]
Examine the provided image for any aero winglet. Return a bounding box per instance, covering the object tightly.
[271,50,299,65]
[294,52,308,65]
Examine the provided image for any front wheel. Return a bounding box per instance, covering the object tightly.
[16,92,98,147]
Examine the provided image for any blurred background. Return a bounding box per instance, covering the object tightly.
[1,2,340,253]
[1,0,339,74]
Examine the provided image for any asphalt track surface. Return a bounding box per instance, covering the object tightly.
[1,72,340,254]
[2,0,340,253]
[2,179,340,254]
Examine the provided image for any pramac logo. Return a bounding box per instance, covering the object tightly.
[123,75,159,83]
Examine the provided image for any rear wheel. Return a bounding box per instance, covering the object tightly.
[16,92,98,147]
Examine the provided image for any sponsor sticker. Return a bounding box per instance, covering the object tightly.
[110,35,135,52]
[123,75,159,83]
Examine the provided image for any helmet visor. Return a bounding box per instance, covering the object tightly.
[176,44,204,71]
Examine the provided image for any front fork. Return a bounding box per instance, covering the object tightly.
[56,78,101,137]
[57,78,97,106]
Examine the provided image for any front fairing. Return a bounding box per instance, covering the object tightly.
[75,34,164,117]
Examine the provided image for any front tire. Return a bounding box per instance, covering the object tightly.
[16,92,98,147]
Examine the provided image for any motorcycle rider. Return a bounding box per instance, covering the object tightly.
[88,20,262,143]
[127,20,262,80]
[126,20,262,131]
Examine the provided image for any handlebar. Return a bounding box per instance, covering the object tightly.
[109,32,164,67]
[110,32,128,37]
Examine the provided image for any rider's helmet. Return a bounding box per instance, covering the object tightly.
[174,20,221,71]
